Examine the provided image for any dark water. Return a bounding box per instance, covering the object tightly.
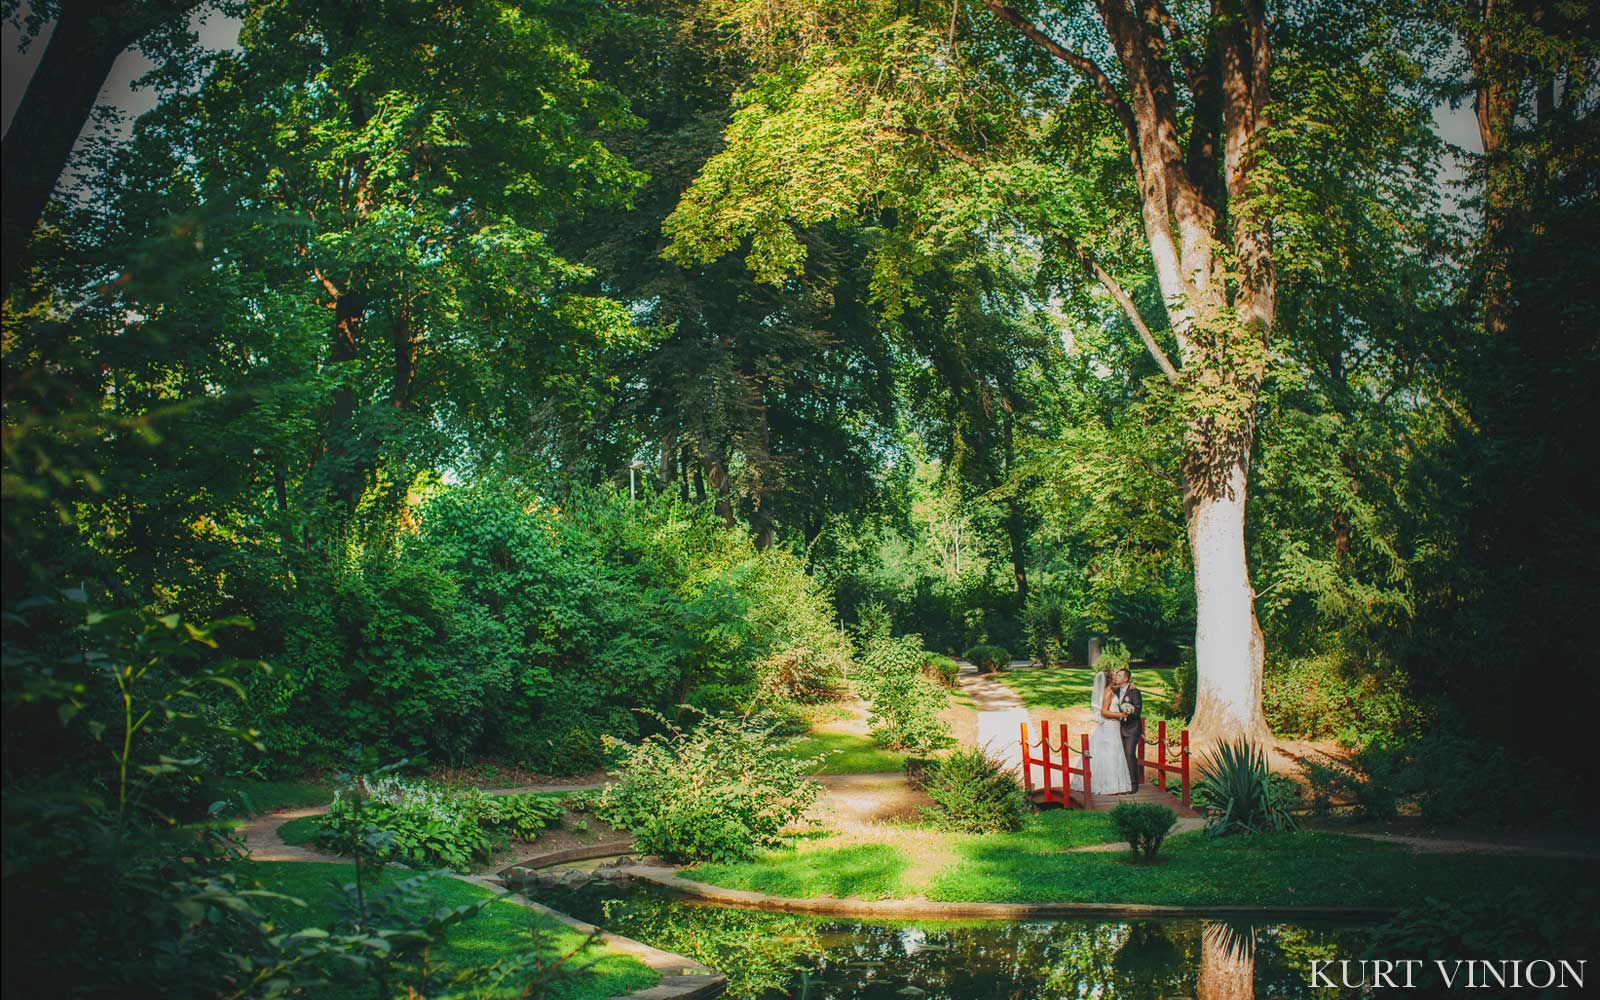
[526,880,1375,1000]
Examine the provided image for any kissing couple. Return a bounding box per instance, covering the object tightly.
[1071,667,1143,795]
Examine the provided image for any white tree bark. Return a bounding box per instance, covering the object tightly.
[1186,461,1270,742]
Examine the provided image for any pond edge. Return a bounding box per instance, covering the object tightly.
[457,875,728,1000]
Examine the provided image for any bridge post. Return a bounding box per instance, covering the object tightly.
[1157,720,1168,791]
[1081,732,1093,811]
[1180,729,1191,808]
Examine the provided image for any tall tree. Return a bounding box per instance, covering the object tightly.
[560,0,898,546]
[665,0,1305,740]
[0,0,205,301]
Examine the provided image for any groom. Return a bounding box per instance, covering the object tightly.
[1115,668,1143,792]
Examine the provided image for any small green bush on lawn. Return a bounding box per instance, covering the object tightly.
[921,748,1027,834]
[853,605,953,754]
[964,644,1010,673]
[1110,803,1177,862]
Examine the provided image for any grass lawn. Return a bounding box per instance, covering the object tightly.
[687,811,1600,909]
[206,777,334,819]
[779,731,908,774]
[245,861,659,1000]
[276,814,322,846]
[998,666,1176,714]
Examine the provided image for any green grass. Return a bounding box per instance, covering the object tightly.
[924,830,1595,907]
[276,814,323,846]
[998,666,1176,714]
[245,861,659,1000]
[778,731,908,774]
[686,812,1600,910]
[205,778,334,819]
[692,842,913,899]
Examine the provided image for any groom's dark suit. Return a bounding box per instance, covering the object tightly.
[1118,686,1143,790]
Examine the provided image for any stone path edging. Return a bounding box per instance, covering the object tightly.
[621,865,1397,921]
[456,876,726,1000]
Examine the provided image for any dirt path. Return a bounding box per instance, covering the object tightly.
[240,806,340,862]
[1330,830,1600,860]
[943,660,1029,747]
[810,772,931,830]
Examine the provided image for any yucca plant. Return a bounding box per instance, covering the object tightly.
[1195,738,1300,836]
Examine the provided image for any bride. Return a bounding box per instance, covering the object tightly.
[1070,669,1133,795]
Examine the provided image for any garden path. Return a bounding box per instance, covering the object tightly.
[810,772,931,829]
[941,660,1029,747]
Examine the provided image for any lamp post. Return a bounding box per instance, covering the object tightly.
[627,460,646,500]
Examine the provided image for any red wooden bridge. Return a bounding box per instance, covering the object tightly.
[1020,717,1199,815]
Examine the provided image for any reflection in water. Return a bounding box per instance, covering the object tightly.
[1199,923,1256,1000]
[525,881,1373,1000]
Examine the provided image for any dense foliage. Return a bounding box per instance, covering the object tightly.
[963,644,1011,674]
[238,483,852,774]
[318,775,566,872]
[851,606,954,755]
[598,711,822,863]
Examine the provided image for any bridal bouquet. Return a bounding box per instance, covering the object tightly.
[1118,698,1138,715]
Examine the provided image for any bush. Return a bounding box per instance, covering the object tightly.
[1263,652,1427,750]
[920,748,1027,834]
[963,644,1010,673]
[598,711,822,863]
[1299,745,1405,820]
[922,653,961,688]
[1403,731,1567,827]
[318,776,564,871]
[1301,753,1342,816]
[1093,638,1131,675]
[749,702,814,738]
[853,608,953,754]
[1022,577,1096,666]
[258,482,856,775]
[1194,739,1299,835]
[480,792,567,840]
[1110,803,1177,862]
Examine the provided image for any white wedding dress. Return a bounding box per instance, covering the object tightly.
[1071,671,1133,795]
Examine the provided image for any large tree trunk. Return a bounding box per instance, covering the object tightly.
[0,0,200,301]
[1185,460,1270,741]
[1470,0,1520,338]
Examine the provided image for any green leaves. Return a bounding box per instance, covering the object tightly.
[1195,738,1300,837]
[599,708,824,863]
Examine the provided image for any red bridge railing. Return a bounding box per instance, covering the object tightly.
[1020,717,1192,809]
[1139,718,1192,808]
[1019,720,1093,810]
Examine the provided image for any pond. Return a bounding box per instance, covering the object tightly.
[524,879,1376,1000]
